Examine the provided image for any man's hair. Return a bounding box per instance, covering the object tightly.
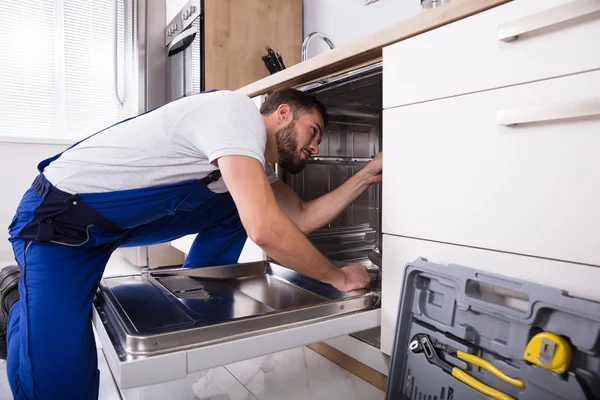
[259,88,328,127]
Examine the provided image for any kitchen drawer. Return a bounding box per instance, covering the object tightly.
[381,234,600,356]
[382,69,600,266]
[383,0,600,108]
[93,261,380,389]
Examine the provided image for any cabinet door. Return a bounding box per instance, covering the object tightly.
[381,234,600,355]
[204,0,302,91]
[383,0,600,108]
[382,69,600,266]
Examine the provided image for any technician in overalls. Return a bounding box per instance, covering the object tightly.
[0,88,382,399]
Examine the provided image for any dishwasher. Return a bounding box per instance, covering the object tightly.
[288,61,383,348]
[92,62,384,390]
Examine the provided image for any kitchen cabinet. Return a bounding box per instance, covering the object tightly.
[382,69,600,266]
[204,0,302,91]
[383,0,600,108]
[380,0,600,356]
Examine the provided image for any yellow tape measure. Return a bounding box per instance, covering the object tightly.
[524,332,571,374]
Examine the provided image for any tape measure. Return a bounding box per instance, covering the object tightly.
[524,332,571,374]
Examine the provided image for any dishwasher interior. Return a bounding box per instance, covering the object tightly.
[293,62,383,347]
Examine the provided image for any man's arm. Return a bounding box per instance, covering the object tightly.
[218,155,370,292]
[272,153,382,234]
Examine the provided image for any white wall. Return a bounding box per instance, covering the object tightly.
[0,141,72,260]
[302,0,421,60]
[166,0,187,23]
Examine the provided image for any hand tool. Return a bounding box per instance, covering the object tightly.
[523,332,571,374]
[410,333,524,400]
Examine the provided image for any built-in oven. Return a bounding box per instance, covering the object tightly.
[166,0,204,102]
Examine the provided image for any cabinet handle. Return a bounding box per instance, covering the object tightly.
[497,0,600,43]
[497,98,600,126]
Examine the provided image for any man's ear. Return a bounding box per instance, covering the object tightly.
[277,104,292,124]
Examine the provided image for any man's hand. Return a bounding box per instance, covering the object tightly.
[361,152,382,185]
[331,264,371,292]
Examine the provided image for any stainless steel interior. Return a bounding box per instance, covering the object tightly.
[292,63,383,267]
[94,260,379,361]
[292,62,383,348]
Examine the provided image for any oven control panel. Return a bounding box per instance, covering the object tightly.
[165,0,201,46]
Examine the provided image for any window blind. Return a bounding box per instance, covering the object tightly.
[0,0,137,140]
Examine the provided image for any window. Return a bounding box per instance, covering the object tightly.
[0,0,138,140]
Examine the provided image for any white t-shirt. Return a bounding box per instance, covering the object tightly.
[44,90,279,194]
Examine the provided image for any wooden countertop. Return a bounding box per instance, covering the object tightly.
[236,0,511,98]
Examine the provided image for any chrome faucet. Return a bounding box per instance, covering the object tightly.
[301,32,336,62]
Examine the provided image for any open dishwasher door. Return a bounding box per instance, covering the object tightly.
[93,260,380,389]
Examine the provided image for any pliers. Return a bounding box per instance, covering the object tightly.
[409,333,525,400]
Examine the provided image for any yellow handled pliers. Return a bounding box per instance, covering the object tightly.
[409,333,525,400]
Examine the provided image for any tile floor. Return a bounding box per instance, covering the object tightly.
[0,343,385,400]
[0,251,386,400]
[118,345,386,400]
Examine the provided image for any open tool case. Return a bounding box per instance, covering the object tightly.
[385,258,600,400]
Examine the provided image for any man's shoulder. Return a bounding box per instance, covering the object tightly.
[212,91,256,110]
[196,90,251,105]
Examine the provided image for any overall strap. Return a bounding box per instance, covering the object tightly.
[200,170,222,185]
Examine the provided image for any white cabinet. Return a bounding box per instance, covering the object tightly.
[383,0,600,108]
[380,234,600,355]
[382,69,600,266]
[380,0,600,359]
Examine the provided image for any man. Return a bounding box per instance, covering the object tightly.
[0,88,382,399]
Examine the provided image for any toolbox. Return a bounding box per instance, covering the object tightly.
[385,257,600,400]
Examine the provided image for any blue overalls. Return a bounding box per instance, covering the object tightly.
[6,120,248,399]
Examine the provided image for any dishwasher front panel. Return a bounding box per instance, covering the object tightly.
[93,260,381,389]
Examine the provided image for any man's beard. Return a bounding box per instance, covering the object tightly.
[275,120,305,174]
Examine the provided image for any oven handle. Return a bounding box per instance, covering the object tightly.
[167,29,197,57]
